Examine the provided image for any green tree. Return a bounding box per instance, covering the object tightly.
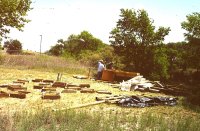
[48,44,63,56]
[181,12,200,41]
[0,0,32,38]
[3,39,22,54]
[110,9,170,77]
[150,46,169,80]
[49,31,105,57]
[181,12,200,71]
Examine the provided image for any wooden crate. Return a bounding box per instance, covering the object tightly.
[102,69,115,82]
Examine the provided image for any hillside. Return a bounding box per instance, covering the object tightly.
[0,54,199,130]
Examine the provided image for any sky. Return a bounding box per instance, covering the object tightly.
[5,0,200,52]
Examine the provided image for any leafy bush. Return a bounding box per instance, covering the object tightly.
[3,39,22,54]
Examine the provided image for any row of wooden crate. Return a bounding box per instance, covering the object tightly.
[0,79,112,100]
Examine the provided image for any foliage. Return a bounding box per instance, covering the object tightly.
[150,46,169,80]
[48,43,63,56]
[181,12,200,71]
[110,9,170,78]
[3,39,22,54]
[181,12,200,41]
[48,31,105,57]
[0,0,32,38]
[48,31,123,69]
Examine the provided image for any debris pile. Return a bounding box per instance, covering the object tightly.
[120,75,154,91]
[119,76,188,96]
[118,96,178,107]
[95,95,178,108]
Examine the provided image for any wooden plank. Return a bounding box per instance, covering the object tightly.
[96,95,126,101]
[53,100,105,111]
[43,80,54,83]
[80,88,95,93]
[62,89,77,93]
[42,94,60,100]
[66,87,81,90]
[18,90,31,94]
[17,79,29,83]
[10,93,26,99]
[33,85,44,89]
[79,84,90,88]
[52,82,66,88]
[32,79,43,82]
[96,90,112,95]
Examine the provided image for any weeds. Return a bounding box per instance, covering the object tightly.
[0,108,198,131]
[0,54,88,75]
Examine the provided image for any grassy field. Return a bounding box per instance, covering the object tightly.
[0,55,199,131]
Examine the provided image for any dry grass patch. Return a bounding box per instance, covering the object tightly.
[0,67,199,130]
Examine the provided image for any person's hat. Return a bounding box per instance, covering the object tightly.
[99,60,104,63]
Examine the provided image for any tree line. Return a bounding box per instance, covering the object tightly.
[47,9,200,84]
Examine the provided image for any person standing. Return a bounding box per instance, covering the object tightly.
[97,60,105,80]
[106,62,114,70]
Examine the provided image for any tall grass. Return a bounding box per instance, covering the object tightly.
[0,109,199,131]
[0,54,89,74]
